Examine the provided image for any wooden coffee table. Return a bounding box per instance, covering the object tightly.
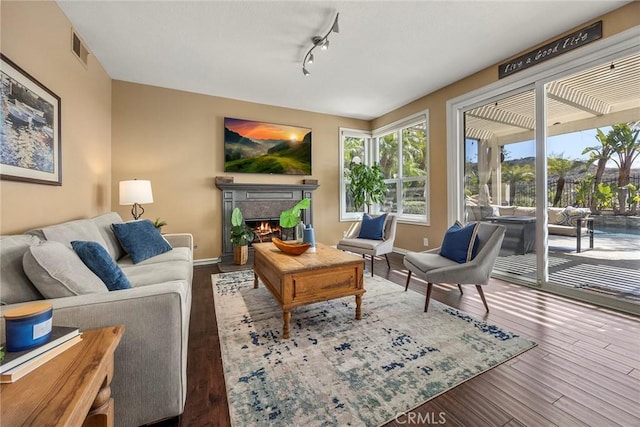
[253,242,365,339]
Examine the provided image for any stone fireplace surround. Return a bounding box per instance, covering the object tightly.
[215,181,319,263]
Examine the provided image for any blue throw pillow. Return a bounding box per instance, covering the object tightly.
[358,213,387,240]
[440,221,480,264]
[112,220,172,264]
[71,240,132,291]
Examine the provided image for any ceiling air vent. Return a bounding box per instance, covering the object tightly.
[71,30,89,68]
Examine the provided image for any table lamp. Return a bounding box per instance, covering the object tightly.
[119,179,153,220]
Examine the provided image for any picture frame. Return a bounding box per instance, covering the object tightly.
[1,54,62,185]
[224,117,311,175]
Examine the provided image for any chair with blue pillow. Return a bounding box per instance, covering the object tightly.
[403,222,505,312]
[337,213,397,277]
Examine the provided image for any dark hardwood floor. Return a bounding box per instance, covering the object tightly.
[167,253,639,426]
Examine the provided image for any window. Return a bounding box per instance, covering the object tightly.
[340,111,429,223]
[340,129,370,220]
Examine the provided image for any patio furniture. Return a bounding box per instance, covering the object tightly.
[337,214,397,277]
[403,222,506,312]
[468,205,594,253]
[487,215,536,255]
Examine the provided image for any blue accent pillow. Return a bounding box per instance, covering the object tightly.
[440,221,480,264]
[71,240,132,291]
[358,213,387,240]
[112,220,172,264]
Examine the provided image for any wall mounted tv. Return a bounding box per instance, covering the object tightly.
[224,117,312,175]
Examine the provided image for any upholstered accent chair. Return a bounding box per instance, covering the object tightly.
[403,222,505,312]
[337,214,398,276]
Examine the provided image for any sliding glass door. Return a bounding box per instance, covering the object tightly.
[464,88,538,285]
[455,47,639,313]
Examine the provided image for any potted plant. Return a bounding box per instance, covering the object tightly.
[230,208,254,265]
[346,161,388,213]
[280,198,310,240]
[153,218,167,233]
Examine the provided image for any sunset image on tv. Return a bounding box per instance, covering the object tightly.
[224,117,312,175]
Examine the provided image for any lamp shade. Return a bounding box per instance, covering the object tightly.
[119,180,153,205]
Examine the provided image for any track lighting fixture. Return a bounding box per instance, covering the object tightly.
[301,12,339,76]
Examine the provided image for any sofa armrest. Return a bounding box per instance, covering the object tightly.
[164,233,193,252]
[0,282,190,426]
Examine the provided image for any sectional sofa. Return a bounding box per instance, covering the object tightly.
[466,204,593,252]
[0,212,193,427]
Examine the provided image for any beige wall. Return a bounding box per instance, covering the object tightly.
[2,0,636,260]
[373,2,640,253]
[0,0,112,234]
[111,82,368,260]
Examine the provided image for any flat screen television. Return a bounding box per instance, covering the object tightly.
[224,117,312,175]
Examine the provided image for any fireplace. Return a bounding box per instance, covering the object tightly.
[246,219,283,243]
[215,181,319,263]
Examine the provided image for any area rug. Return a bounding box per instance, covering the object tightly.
[212,270,536,427]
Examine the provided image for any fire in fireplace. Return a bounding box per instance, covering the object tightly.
[246,219,282,244]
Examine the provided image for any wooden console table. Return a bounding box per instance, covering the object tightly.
[1,325,124,427]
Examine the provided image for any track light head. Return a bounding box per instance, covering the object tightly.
[301,11,339,77]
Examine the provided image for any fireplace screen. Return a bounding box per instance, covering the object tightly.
[246,219,300,244]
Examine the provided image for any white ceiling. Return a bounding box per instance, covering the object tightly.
[56,0,630,120]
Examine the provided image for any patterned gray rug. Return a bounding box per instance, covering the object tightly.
[212,270,536,427]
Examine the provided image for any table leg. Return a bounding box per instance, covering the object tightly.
[254,271,259,289]
[83,358,114,427]
[355,294,362,320]
[576,220,583,253]
[282,310,291,339]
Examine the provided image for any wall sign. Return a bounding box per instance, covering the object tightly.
[498,21,602,79]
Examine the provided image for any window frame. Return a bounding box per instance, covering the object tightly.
[339,110,429,224]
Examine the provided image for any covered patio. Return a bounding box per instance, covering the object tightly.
[494,232,640,303]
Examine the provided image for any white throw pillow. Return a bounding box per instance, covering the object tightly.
[23,241,108,298]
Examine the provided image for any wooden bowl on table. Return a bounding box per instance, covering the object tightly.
[271,237,311,255]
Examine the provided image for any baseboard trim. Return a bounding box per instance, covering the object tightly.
[194,257,220,266]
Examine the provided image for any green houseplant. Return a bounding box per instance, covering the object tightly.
[230,208,254,265]
[279,198,310,240]
[346,162,387,213]
[153,218,167,232]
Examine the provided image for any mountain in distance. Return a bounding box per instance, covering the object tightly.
[224,130,312,174]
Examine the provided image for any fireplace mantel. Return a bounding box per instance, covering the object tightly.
[215,181,319,261]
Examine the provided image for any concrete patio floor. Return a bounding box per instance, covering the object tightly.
[494,232,640,303]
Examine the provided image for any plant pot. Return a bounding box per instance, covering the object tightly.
[233,245,248,265]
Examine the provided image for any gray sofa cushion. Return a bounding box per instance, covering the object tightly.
[121,259,192,287]
[36,218,109,249]
[0,235,44,304]
[92,212,126,260]
[23,241,108,298]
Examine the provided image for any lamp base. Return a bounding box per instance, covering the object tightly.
[131,203,145,220]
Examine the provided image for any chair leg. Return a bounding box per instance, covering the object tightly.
[384,254,390,269]
[476,285,489,312]
[424,283,433,312]
[405,271,412,291]
[457,284,463,294]
[370,255,374,277]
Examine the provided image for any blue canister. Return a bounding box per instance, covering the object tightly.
[4,302,53,352]
[303,224,316,252]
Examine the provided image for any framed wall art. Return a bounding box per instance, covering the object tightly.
[224,117,311,175]
[1,54,62,185]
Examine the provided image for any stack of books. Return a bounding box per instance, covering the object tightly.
[0,326,82,383]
